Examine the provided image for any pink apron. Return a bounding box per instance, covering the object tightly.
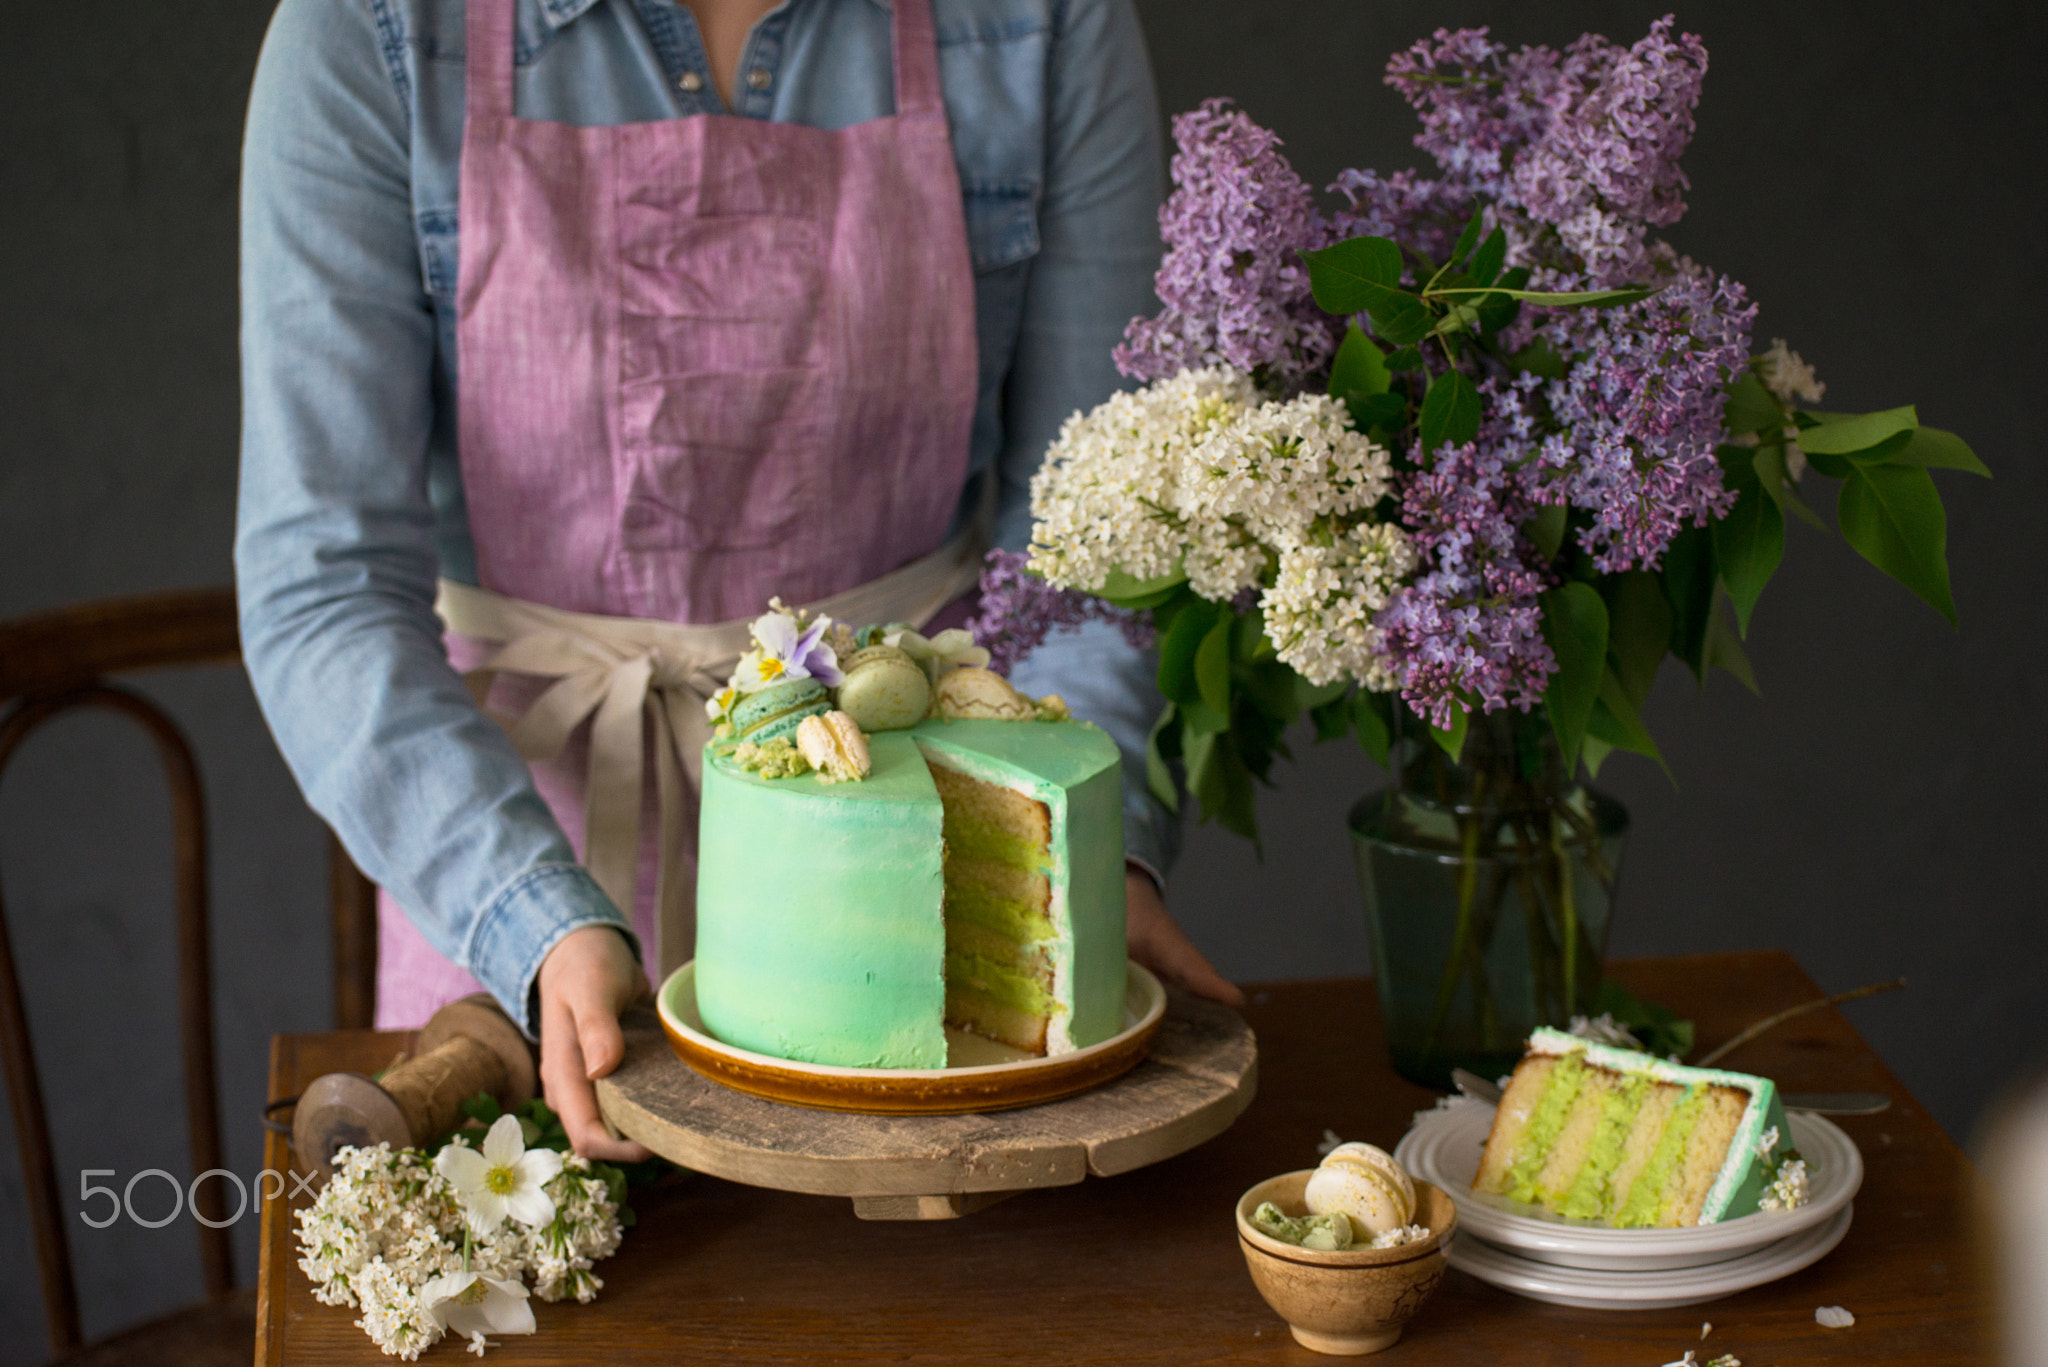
[376,0,979,1027]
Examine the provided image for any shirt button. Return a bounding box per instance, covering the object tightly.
[747,67,772,90]
[677,70,704,93]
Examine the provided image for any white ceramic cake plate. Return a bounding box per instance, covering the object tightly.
[1447,1204,1855,1310]
[1394,1096,1863,1272]
[657,959,1168,1114]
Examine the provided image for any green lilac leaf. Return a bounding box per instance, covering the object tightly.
[1429,285,1659,307]
[1430,703,1469,762]
[1309,693,1351,742]
[1893,426,1991,477]
[1837,465,1957,626]
[1799,448,1855,480]
[1580,735,1614,779]
[1721,372,1783,437]
[1469,227,1507,286]
[1505,337,1568,379]
[1660,526,1718,682]
[1098,564,1187,609]
[1588,672,1667,773]
[1540,582,1607,773]
[1383,346,1424,371]
[1145,705,1180,812]
[1711,448,1785,636]
[1329,324,1393,425]
[1363,288,1437,346]
[1752,445,1828,531]
[1527,503,1568,560]
[1183,726,1219,811]
[1352,392,1408,431]
[1448,207,1485,268]
[1351,690,1392,766]
[1419,369,1481,454]
[1705,597,1760,694]
[1601,571,1672,710]
[1590,980,1695,1059]
[1793,405,1918,455]
[1156,596,1221,707]
[1302,237,1405,312]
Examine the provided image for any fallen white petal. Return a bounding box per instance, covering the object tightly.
[1815,1305,1855,1328]
[1699,1322,1711,1340]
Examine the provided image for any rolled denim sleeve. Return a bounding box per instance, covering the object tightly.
[997,0,1180,876]
[235,0,631,1034]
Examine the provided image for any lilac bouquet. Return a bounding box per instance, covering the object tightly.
[1014,16,1986,845]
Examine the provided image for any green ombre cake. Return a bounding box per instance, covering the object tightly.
[693,717,1127,1069]
[1473,1028,1803,1227]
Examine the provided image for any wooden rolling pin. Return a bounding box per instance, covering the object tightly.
[292,994,536,1182]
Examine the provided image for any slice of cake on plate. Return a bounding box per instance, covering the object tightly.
[1473,1027,1803,1226]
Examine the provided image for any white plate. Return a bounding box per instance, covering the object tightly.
[1448,1205,1854,1309]
[1394,1096,1862,1271]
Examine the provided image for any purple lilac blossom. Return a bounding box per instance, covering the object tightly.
[970,550,1156,677]
[1327,167,1474,273]
[1383,27,1560,194]
[1375,380,1557,727]
[1509,18,1708,287]
[1115,99,1340,392]
[1533,258,1755,572]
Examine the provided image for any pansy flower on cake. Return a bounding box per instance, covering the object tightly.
[692,596,1130,1069]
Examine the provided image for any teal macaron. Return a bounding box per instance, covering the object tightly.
[731,677,831,743]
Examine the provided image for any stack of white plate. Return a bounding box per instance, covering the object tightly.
[1393,1097,1863,1309]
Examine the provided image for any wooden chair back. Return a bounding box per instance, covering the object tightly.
[0,587,377,1358]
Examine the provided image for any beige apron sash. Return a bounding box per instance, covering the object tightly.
[437,516,986,981]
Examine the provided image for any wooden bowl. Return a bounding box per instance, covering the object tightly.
[1234,1171,1457,1355]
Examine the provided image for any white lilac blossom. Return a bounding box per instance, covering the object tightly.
[1114,100,1340,392]
[1023,368,1410,689]
[298,1140,623,1359]
[437,1115,565,1238]
[1756,338,1825,409]
[1758,1158,1811,1211]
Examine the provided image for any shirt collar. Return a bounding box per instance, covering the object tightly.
[540,0,888,30]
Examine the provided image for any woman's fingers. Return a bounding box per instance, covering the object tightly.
[1124,871,1247,1008]
[537,926,657,1163]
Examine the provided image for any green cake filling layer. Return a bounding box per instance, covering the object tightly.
[1613,1085,1708,1228]
[940,865,1055,943]
[1504,1052,1587,1205]
[940,815,1050,872]
[1559,1074,1652,1219]
[943,949,1058,1016]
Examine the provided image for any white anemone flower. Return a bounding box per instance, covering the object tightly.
[884,626,991,682]
[419,1268,536,1342]
[435,1115,564,1237]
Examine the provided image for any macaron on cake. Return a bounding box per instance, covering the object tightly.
[833,645,930,732]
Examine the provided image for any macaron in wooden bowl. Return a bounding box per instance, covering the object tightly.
[1233,1171,1457,1355]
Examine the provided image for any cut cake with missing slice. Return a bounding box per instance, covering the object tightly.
[1472,1027,1798,1227]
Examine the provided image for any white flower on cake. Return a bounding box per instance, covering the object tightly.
[420,1269,536,1342]
[732,601,844,694]
[436,1115,565,1238]
[884,625,990,682]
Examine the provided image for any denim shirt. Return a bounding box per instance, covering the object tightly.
[235,0,1178,1032]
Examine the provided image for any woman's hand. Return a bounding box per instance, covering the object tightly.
[1125,869,1244,1007]
[536,925,656,1162]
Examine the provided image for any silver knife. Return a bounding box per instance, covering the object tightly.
[1450,1067,1891,1117]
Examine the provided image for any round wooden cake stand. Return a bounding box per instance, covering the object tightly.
[596,989,1258,1220]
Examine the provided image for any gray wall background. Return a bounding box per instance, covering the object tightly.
[1,0,2040,1355]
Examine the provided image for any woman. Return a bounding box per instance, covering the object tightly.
[237,0,1238,1161]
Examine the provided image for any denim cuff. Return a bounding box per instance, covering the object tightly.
[464,863,640,1038]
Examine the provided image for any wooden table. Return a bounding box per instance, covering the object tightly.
[257,952,1991,1364]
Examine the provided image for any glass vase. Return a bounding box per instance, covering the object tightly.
[1348,710,1629,1089]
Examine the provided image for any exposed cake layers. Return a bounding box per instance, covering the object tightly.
[1472,1028,1796,1227]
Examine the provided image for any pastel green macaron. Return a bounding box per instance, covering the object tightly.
[833,645,931,732]
[730,677,832,743]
